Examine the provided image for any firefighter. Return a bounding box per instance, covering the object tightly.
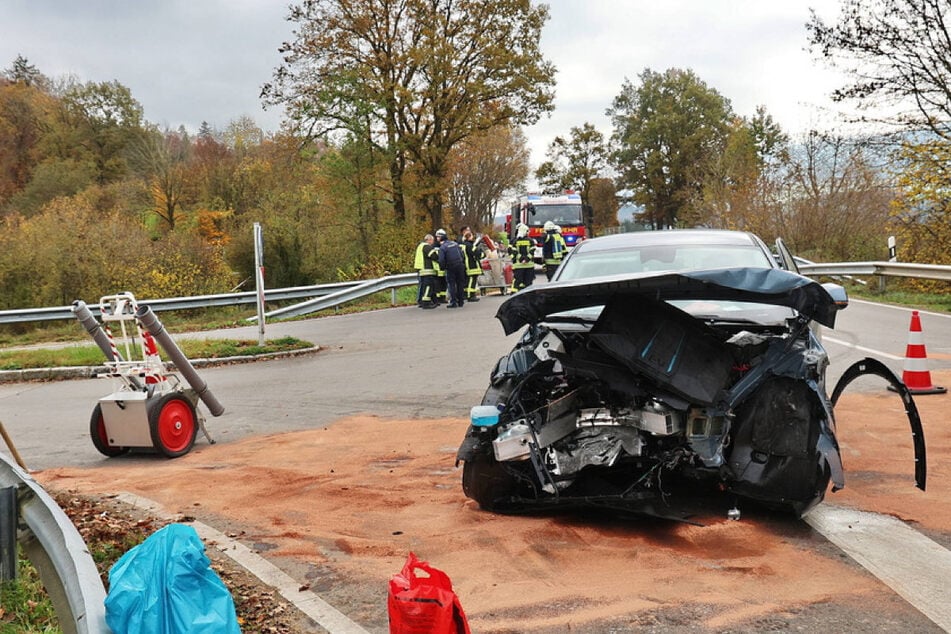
[413,233,439,308]
[461,229,483,302]
[433,229,448,304]
[436,228,467,308]
[509,223,535,292]
[542,221,567,281]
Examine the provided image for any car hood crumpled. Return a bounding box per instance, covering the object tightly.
[495,267,843,335]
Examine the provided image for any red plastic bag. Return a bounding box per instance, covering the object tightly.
[388,552,471,634]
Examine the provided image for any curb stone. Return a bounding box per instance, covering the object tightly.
[0,346,321,384]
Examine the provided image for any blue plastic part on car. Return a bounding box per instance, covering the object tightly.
[105,523,241,634]
[470,405,500,427]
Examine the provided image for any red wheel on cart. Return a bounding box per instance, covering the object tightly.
[89,404,129,457]
[148,393,197,458]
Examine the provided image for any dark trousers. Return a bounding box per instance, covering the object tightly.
[513,266,534,291]
[446,265,467,306]
[417,274,435,305]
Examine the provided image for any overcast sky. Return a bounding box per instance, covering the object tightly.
[1,1,852,169]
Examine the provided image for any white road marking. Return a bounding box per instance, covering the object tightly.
[116,492,370,634]
[806,505,951,630]
[823,335,904,361]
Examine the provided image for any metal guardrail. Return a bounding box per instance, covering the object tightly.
[0,281,365,324]
[250,273,418,321]
[0,453,109,633]
[0,262,947,326]
[798,261,951,282]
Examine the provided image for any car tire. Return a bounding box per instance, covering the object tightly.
[462,454,528,512]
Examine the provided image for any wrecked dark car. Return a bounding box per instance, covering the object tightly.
[457,230,925,520]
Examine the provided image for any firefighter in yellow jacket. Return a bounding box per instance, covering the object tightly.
[461,229,483,302]
[508,223,535,292]
[542,221,567,281]
[413,233,439,308]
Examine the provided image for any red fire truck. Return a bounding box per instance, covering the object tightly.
[504,192,589,263]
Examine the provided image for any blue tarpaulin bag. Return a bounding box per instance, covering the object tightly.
[105,523,241,634]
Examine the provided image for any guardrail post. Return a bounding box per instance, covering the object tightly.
[0,485,16,581]
[391,287,397,306]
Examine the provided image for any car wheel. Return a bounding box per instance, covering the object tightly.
[462,454,529,511]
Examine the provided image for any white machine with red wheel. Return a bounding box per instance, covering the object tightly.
[73,292,224,459]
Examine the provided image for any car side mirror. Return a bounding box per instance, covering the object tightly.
[821,282,849,309]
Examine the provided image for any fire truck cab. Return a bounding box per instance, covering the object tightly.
[505,192,588,263]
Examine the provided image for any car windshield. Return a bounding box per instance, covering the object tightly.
[556,243,772,280]
[524,204,583,226]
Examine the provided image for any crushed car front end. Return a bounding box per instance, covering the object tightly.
[457,268,850,520]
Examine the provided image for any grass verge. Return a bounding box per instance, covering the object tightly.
[0,336,314,371]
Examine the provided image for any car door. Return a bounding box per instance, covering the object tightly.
[774,238,800,274]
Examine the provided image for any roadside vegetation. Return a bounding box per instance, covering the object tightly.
[845,284,951,313]
[0,335,312,371]
[0,493,303,633]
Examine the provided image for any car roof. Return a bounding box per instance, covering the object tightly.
[572,229,764,253]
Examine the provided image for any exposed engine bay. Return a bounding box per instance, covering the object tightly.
[457,269,926,521]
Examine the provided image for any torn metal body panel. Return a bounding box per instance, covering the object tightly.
[831,357,926,491]
[458,262,860,520]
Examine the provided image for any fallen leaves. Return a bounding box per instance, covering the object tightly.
[53,490,311,633]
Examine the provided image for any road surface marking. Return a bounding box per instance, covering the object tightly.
[806,505,951,630]
[823,336,903,361]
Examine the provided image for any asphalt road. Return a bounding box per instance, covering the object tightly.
[3,286,951,471]
[0,290,518,471]
[5,279,951,631]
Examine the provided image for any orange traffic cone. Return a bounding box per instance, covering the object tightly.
[899,310,946,395]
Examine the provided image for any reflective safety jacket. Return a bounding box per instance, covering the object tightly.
[542,231,567,266]
[462,239,483,276]
[414,241,438,275]
[509,237,535,269]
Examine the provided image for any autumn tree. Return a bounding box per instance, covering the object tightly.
[888,140,951,264]
[587,177,619,233]
[535,122,610,203]
[747,130,891,262]
[447,124,530,232]
[192,123,236,211]
[608,68,733,229]
[263,0,556,230]
[808,0,951,139]
[131,127,194,230]
[55,80,145,184]
[0,78,55,206]
[692,107,789,230]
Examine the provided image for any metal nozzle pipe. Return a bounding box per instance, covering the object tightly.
[134,305,225,417]
[73,300,145,391]
[71,300,118,362]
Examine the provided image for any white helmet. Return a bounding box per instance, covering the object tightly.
[516,223,529,238]
[544,220,555,232]
[435,228,447,239]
